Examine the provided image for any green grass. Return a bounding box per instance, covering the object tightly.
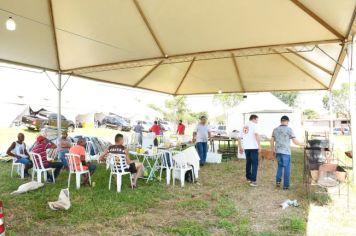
[165,220,209,236]
[279,215,306,233]
[0,163,170,234]
[176,199,209,209]
[215,197,236,218]
[0,130,312,235]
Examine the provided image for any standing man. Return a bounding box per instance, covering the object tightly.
[238,114,261,187]
[6,133,32,177]
[133,121,144,146]
[149,121,161,146]
[271,116,304,190]
[193,116,211,166]
[177,120,186,135]
[57,131,72,169]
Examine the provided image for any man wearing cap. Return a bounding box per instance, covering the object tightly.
[32,135,63,182]
[271,116,304,190]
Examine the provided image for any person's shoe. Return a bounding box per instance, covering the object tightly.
[24,172,30,178]
[276,182,281,188]
[250,182,258,187]
[46,177,54,183]
[199,163,204,167]
[246,179,252,184]
[283,187,289,190]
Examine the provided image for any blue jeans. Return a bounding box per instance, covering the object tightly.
[58,151,69,168]
[276,153,291,188]
[16,157,31,165]
[196,142,208,165]
[245,149,259,182]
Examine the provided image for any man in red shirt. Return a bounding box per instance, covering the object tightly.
[177,120,185,135]
[32,135,63,182]
[149,121,161,135]
[149,121,161,146]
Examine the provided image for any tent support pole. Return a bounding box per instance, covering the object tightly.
[57,73,62,139]
[329,91,334,146]
[347,35,356,184]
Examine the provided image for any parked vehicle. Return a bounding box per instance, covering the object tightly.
[22,110,75,131]
[211,125,228,137]
[159,120,173,131]
[102,116,131,131]
[333,127,350,135]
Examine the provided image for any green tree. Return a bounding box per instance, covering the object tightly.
[322,83,350,118]
[272,92,299,107]
[303,109,319,120]
[148,96,205,124]
[213,93,244,123]
[213,114,226,125]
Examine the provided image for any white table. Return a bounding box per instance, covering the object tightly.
[129,151,163,182]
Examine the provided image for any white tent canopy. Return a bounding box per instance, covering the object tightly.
[1,0,356,95]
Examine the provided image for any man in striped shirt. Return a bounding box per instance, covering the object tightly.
[32,135,63,182]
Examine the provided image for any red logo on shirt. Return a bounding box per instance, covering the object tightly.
[243,126,249,134]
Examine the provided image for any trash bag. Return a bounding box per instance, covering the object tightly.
[48,189,71,211]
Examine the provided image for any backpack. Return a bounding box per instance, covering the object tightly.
[184,165,195,183]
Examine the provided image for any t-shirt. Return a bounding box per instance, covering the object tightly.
[150,124,161,135]
[134,125,143,134]
[57,137,72,152]
[107,145,128,167]
[108,144,126,155]
[272,125,296,155]
[69,145,87,170]
[195,124,210,143]
[177,123,185,135]
[32,142,52,167]
[239,122,259,149]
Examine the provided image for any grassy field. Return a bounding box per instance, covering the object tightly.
[0,127,354,235]
[0,148,307,235]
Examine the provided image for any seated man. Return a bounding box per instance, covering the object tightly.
[69,137,96,186]
[57,130,72,169]
[32,135,63,182]
[100,133,143,188]
[6,133,33,177]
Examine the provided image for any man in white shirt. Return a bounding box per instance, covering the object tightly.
[192,116,211,166]
[238,114,261,187]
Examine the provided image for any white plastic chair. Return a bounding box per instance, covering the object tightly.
[172,152,194,187]
[66,153,91,189]
[159,151,180,185]
[30,152,55,183]
[85,141,99,162]
[11,158,25,179]
[108,154,133,193]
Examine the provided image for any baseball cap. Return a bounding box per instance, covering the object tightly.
[36,135,46,142]
[281,115,290,121]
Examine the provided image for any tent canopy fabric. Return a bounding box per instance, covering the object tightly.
[0,0,356,94]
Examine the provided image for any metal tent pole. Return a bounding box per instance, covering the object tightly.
[347,36,356,184]
[57,73,62,139]
[329,92,334,146]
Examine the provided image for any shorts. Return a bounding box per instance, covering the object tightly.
[125,162,137,173]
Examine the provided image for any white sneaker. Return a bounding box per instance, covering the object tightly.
[250,182,257,187]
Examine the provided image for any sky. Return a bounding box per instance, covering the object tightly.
[0,59,351,121]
